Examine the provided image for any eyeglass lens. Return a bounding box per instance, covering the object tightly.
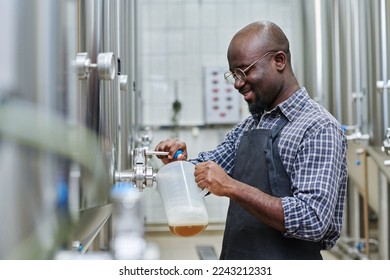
[225,69,245,84]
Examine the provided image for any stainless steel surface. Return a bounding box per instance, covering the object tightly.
[0,0,138,259]
[379,0,390,135]
[71,204,113,253]
[301,0,389,259]
[0,0,80,259]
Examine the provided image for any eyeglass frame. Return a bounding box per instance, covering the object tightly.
[224,51,278,85]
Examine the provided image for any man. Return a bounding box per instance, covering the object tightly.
[155,20,347,260]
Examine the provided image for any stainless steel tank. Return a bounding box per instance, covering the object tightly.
[0,0,138,259]
[300,0,390,259]
[0,0,83,259]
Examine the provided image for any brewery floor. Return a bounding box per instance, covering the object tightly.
[145,229,224,260]
[144,227,340,260]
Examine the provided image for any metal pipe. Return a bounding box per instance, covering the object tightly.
[332,0,343,122]
[351,0,362,129]
[344,0,354,126]
[350,182,361,240]
[358,148,370,255]
[314,0,323,104]
[134,0,143,145]
[380,0,389,136]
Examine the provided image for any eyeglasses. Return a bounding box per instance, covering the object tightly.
[224,51,276,85]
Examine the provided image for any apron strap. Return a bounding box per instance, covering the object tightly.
[266,114,291,196]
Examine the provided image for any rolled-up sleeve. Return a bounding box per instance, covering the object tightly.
[281,123,347,248]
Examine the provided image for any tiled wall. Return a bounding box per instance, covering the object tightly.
[138,0,303,225]
[139,0,302,126]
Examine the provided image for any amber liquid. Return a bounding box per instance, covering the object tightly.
[169,224,207,237]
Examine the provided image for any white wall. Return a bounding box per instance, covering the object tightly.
[138,0,304,225]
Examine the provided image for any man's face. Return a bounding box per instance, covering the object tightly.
[227,32,285,117]
[230,53,277,117]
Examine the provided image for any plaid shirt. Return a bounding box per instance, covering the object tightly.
[195,87,348,249]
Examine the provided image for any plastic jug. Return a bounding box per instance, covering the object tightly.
[156,161,209,237]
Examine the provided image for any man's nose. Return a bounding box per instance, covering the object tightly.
[233,78,245,89]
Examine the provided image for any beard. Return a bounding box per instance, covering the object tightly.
[248,93,266,117]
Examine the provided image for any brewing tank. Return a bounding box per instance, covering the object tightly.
[0,0,137,259]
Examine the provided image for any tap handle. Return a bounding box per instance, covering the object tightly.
[145,151,169,157]
[145,149,183,159]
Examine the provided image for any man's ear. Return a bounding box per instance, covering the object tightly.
[274,51,287,70]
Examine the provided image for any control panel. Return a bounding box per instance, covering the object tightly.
[203,67,240,124]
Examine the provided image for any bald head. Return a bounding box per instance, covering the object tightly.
[226,21,299,111]
[228,21,291,64]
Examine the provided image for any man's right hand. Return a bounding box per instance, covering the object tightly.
[155,139,187,164]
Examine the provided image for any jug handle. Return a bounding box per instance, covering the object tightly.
[188,160,209,197]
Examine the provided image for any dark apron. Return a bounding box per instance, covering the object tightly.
[220,115,323,260]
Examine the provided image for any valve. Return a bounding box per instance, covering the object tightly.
[138,126,154,149]
[346,130,370,141]
[76,52,116,80]
[381,128,390,156]
[376,80,390,92]
[115,148,168,191]
[119,75,128,91]
[355,148,365,166]
[116,57,128,91]
[114,148,183,191]
[343,124,369,142]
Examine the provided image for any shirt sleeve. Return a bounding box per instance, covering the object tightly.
[281,122,347,244]
[195,117,254,175]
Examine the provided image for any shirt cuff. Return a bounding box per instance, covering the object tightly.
[281,196,297,237]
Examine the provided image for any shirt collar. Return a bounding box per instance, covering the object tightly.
[275,87,309,122]
[252,87,309,125]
